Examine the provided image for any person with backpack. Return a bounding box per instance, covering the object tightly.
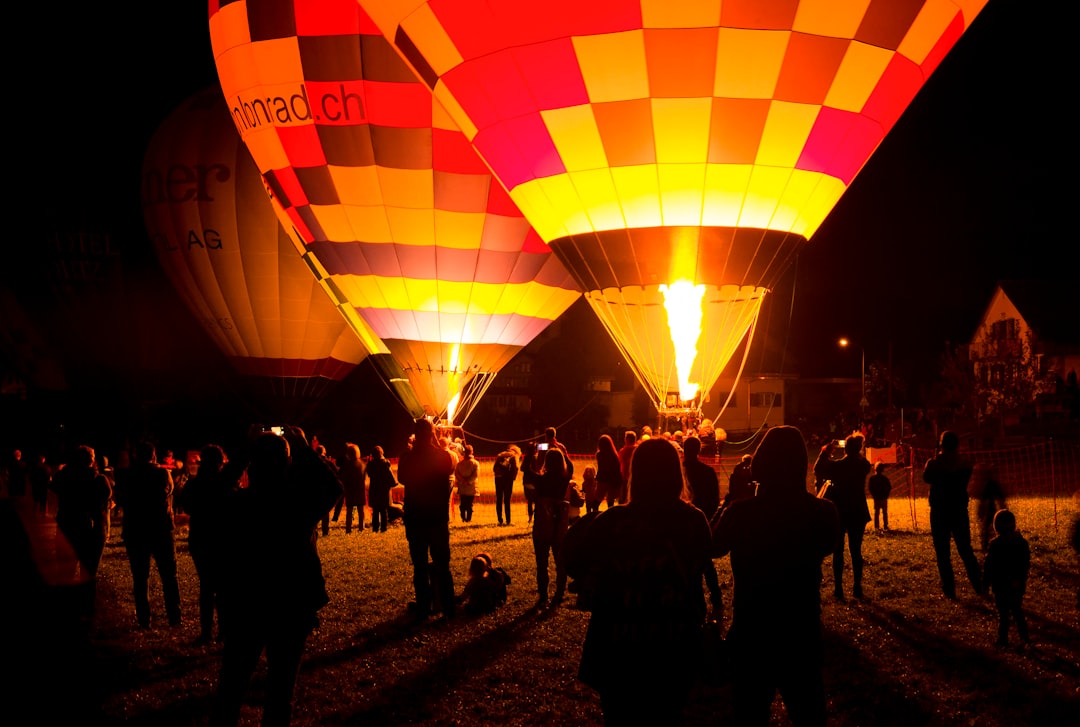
[492,444,520,526]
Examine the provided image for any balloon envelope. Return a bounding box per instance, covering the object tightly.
[209,0,580,424]
[141,87,377,419]
[361,0,988,413]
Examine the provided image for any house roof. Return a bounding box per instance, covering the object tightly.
[998,280,1080,347]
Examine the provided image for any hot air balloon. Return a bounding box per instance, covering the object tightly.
[208,0,580,426]
[141,86,397,422]
[360,0,989,419]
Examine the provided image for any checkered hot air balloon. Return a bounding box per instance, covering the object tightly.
[360,0,989,418]
[141,86,404,421]
[209,0,581,425]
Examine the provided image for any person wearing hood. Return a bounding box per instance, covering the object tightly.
[712,426,840,727]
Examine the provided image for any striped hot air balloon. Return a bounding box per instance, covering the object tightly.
[360,0,989,418]
[141,86,391,422]
[208,0,580,426]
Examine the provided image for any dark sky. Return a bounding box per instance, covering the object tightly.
[13,0,1068,406]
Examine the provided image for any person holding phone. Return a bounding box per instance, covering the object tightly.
[542,427,573,479]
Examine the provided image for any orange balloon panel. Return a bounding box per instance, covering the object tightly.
[209,0,580,423]
[366,0,988,244]
[363,0,988,410]
[141,87,371,403]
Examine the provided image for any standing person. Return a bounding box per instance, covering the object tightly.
[713,426,841,727]
[492,444,519,526]
[29,453,52,517]
[454,444,479,523]
[595,434,622,510]
[723,454,755,511]
[868,461,892,532]
[922,430,983,599]
[50,445,112,620]
[4,448,29,498]
[983,509,1030,646]
[112,440,183,629]
[1070,513,1080,610]
[563,438,713,726]
[366,445,396,533]
[177,444,239,645]
[521,444,540,525]
[616,430,637,505]
[682,436,724,614]
[972,463,1007,552]
[581,465,601,515]
[698,419,718,459]
[532,447,572,608]
[317,444,343,537]
[211,428,342,727]
[338,443,367,534]
[814,433,872,600]
[396,418,456,622]
[543,426,573,478]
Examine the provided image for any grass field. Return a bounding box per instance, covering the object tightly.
[70,492,1080,727]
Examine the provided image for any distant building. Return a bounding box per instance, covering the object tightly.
[970,281,1080,420]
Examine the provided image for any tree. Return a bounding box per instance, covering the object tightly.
[935,326,1041,438]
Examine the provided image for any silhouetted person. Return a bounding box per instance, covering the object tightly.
[112,440,182,628]
[814,434,872,600]
[564,438,712,726]
[29,453,52,516]
[366,445,396,533]
[984,509,1030,646]
[338,443,366,534]
[492,444,519,525]
[522,444,540,525]
[1072,514,1080,610]
[454,444,479,523]
[723,454,755,511]
[4,448,28,498]
[318,444,343,537]
[211,428,342,727]
[543,426,573,479]
[713,425,840,727]
[922,430,983,599]
[868,461,891,532]
[457,552,510,616]
[595,433,622,510]
[683,436,723,614]
[177,444,240,644]
[396,418,456,622]
[616,430,637,504]
[50,445,112,620]
[972,463,1007,552]
[532,447,572,607]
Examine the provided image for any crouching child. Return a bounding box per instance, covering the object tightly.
[458,552,510,616]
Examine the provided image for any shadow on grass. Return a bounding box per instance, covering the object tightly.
[834,601,1079,726]
[300,605,590,724]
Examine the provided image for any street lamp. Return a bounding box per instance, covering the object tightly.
[839,338,869,411]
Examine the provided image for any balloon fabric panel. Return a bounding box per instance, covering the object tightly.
[141,88,370,400]
[209,0,581,423]
[372,0,988,244]
[357,0,988,413]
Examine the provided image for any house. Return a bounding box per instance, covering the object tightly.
[970,281,1080,419]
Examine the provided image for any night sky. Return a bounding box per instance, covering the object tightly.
[9,0,1069,433]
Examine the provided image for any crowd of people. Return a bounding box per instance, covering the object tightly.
[0,418,1062,726]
